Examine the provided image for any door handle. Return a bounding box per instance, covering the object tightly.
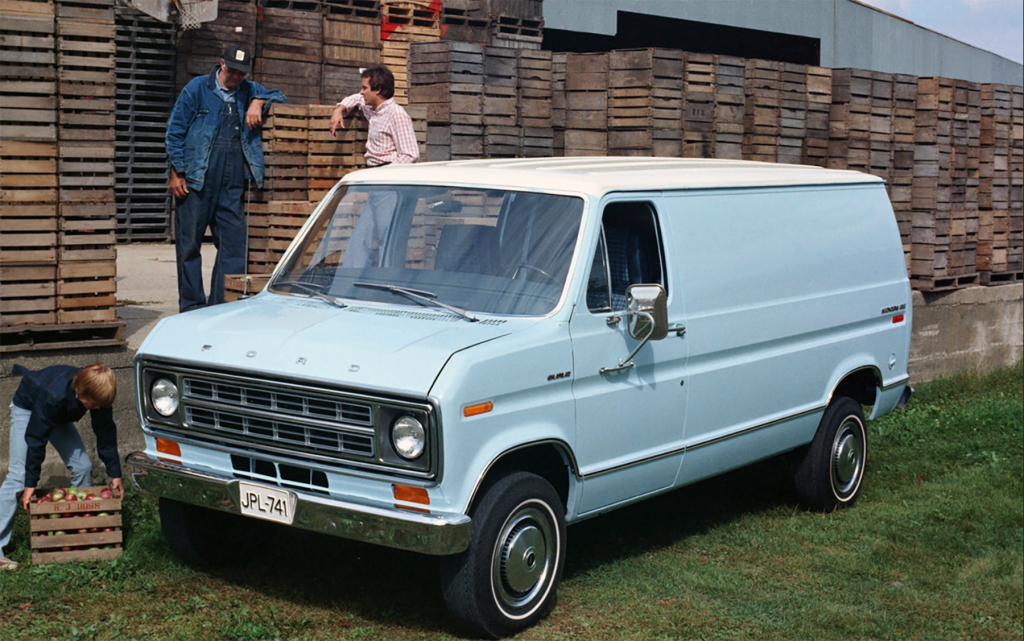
[669,324,686,337]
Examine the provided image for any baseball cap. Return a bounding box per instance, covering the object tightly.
[223,46,252,74]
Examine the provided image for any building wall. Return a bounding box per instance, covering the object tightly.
[544,0,1023,85]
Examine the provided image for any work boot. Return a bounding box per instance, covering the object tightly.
[0,556,18,571]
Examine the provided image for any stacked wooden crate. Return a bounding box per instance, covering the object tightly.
[868,72,895,183]
[607,48,682,157]
[488,0,542,50]
[563,52,608,156]
[743,59,782,163]
[977,83,1020,284]
[0,140,58,329]
[247,199,318,275]
[483,45,518,156]
[681,52,714,158]
[801,66,831,167]
[381,0,441,105]
[911,77,978,290]
[248,104,309,273]
[1,0,58,330]
[56,0,119,325]
[828,69,872,173]
[518,49,553,157]
[255,1,323,104]
[711,55,745,160]
[891,74,918,267]
[175,0,257,93]
[440,0,490,44]
[551,51,565,156]
[1011,86,1024,278]
[321,0,382,104]
[938,80,981,284]
[307,104,353,200]
[114,8,175,242]
[409,41,484,161]
[777,63,807,165]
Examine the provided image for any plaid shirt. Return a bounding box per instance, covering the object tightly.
[340,94,419,166]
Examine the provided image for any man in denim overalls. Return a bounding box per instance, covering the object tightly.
[165,46,287,312]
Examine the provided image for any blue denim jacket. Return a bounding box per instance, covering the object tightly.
[165,66,287,191]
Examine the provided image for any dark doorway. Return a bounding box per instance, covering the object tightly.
[544,10,820,65]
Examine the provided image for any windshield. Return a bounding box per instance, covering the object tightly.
[270,185,586,316]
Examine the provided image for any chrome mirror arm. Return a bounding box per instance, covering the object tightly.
[599,310,655,374]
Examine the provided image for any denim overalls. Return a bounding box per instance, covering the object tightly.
[174,96,248,312]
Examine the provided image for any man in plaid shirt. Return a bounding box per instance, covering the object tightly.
[330,65,419,267]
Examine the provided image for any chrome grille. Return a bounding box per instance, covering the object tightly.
[183,407,375,457]
[180,376,376,459]
[184,377,373,425]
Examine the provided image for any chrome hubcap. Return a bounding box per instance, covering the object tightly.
[832,418,864,497]
[493,504,554,611]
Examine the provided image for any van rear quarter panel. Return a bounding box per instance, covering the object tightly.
[662,183,910,481]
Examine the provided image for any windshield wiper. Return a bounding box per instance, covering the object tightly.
[272,280,348,309]
[353,281,479,322]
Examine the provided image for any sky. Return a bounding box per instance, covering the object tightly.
[856,0,1024,64]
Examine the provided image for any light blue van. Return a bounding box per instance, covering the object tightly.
[128,157,913,638]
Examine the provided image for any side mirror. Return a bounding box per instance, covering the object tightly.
[599,284,668,374]
[626,284,668,341]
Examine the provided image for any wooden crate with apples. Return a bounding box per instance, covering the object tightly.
[28,485,122,564]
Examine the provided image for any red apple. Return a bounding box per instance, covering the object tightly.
[99,488,112,500]
[38,495,53,503]
[65,493,78,502]
[84,493,97,500]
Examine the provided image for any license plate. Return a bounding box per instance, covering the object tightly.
[238,482,297,525]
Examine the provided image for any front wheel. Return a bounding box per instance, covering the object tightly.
[793,396,868,512]
[440,471,566,639]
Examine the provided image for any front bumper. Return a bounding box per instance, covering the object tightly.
[125,451,472,556]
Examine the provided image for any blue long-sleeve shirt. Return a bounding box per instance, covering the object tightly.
[11,364,121,488]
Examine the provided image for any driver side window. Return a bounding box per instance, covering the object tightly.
[586,202,666,312]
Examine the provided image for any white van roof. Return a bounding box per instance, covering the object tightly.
[343,157,884,195]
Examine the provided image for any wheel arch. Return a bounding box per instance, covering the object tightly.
[467,440,579,516]
[829,365,882,409]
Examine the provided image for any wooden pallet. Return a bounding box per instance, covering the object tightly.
[323,0,380,19]
[0,319,124,351]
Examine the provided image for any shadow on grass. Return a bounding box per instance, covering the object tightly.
[149,454,800,636]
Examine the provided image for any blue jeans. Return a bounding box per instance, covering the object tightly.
[174,105,247,313]
[0,404,92,555]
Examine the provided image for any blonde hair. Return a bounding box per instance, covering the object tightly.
[72,362,116,408]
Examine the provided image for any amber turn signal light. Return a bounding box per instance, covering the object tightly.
[392,484,430,505]
[156,438,181,462]
[463,401,493,417]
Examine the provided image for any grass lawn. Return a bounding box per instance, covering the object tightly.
[1,363,1021,641]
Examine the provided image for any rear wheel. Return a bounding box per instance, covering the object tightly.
[159,498,270,567]
[794,397,868,512]
[440,471,566,639]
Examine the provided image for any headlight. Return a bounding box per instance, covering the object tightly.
[392,415,425,460]
[151,378,179,417]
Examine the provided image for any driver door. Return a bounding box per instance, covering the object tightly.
[569,199,689,515]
